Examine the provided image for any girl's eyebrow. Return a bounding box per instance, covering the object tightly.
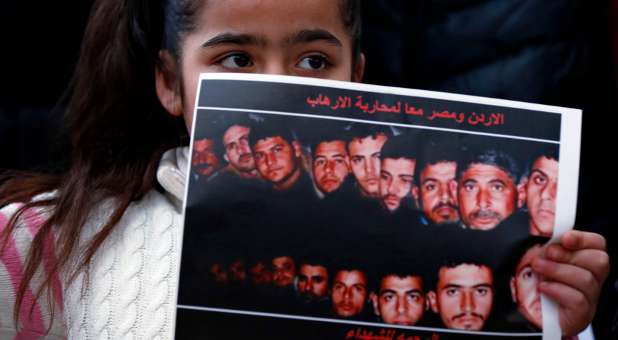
[201,32,267,48]
[286,29,342,47]
[201,29,343,49]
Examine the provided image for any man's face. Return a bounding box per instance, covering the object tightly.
[210,263,229,284]
[253,136,299,184]
[331,270,368,318]
[223,125,255,172]
[372,275,425,326]
[348,134,387,197]
[380,157,416,212]
[229,259,247,282]
[429,264,494,331]
[458,163,518,230]
[171,0,364,130]
[249,262,273,285]
[192,138,220,176]
[313,140,350,194]
[272,256,296,287]
[416,161,459,224]
[525,157,558,237]
[510,245,543,329]
[297,264,329,301]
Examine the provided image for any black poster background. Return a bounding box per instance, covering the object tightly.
[176,77,565,339]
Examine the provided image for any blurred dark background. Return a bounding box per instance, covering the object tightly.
[1,0,616,337]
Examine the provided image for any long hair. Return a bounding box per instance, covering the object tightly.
[0,0,362,331]
[0,0,188,328]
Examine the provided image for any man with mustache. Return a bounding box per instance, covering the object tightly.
[510,239,546,330]
[191,137,221,180]
[379,136,418,214]
[520,149,559,237]
[454,149,525,230]
[428,262,494,331]
[291,253,332,315]
[297,262,330,302]
[413,142,460,225]
[272,255,297,288]
[221,123,260,179]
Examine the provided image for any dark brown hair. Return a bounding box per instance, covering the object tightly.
[1,0,186,328]
[0,0,361,331]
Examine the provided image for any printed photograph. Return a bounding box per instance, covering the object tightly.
[180,116,559,337]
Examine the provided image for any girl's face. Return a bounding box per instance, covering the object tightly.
[156,0,365,129]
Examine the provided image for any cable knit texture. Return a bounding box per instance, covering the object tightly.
[64,190,182,340]
[1,149,185,340]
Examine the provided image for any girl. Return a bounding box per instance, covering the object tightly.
[0,0,607,339]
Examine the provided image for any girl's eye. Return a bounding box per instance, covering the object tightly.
[298,55,329,70]
[219,53,253,69]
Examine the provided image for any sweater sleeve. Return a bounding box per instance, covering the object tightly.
[0,203,66,340]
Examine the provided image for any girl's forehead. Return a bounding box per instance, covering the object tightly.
[191,0,349,43]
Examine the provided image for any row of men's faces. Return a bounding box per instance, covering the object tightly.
[208,244,543,332]
[193,124,559,236]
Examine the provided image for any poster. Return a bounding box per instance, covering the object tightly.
[174,73,581,340]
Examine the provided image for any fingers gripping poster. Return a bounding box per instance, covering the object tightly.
[174,73,581,340]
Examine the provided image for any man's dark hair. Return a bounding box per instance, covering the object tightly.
[431,260,494,292]
[426,227,502,289]
[520,144,559,181]
[457,148,520,182]
[380,135,419,162]
[533,144,559,162]
[306,125,351,156]
[221,117,254,138]
[506,236,549,276]
[297,254,332,279]
[330,267,373,293]
[374,261,428,293]
[346,123,391,152]
[330,250,373,292]
[415,137,459,186]
[249,122,297,148]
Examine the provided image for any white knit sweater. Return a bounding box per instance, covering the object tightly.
[64,190,182,340]
[0,148,188,340]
